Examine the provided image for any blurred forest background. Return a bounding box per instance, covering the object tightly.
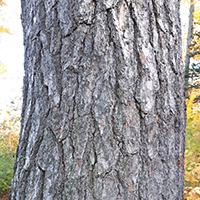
[0,0,200,199]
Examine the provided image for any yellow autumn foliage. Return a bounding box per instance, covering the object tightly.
[0,0,6,6]
[0,0,10,34]
[0,25,10,34]
[185,87,200,199]
[194,6,200,24]
[186,89,200,131]
[184,187,200,200]
[0,63,6,75]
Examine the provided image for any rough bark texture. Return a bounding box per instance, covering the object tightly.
[10,0,186,199]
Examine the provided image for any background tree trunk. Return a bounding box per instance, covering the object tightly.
[10,0,186,199]
[184,0,194,98]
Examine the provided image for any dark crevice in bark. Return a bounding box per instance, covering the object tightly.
[39,1,50,41]
[84,188,87,200]
[151,0,164,33]
[163,0,173,35]
[66,72,80,160]
[106,6,127,159]
[163,1,179,76]
[91,9,97,54]
[17,98,36,166]
[57,141,66,199]
[147,1,155,49]
[128,3,143,83]
[129,2,155,199]
[106,9,113,50]
[48,127,66,198]
[116,169,126,195]
[91,143,98,200]
[151,0,163,48]
[69,136,76,160]
[64,21,91,39]
[54,4,63,109]
[12,48,52,196]
[37,163,45,199]
[48,127,59,143]
[17,125,44,199]
[89,85,99,200]
[20,71,29,126]
[116,172,122,198]
[151,0,168,124]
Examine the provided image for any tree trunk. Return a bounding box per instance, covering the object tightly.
[184,0,194,97]
[10,0,186,199]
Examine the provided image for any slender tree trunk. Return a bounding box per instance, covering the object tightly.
[10,0,186,199]
[184,0,194,97]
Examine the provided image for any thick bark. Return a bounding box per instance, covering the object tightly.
[10,0,185,199]
[184,0,194,97]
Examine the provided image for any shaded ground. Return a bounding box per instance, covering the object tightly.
[0,190,9,200]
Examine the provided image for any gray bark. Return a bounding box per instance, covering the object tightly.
[184,0,194,97]
[10,0,186,199]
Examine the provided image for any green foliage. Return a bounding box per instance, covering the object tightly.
[0,136,15,191]
[0,108,20,193]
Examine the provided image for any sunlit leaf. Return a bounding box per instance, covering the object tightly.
[0,0,7,6]
[0,63,6,75]
[0,25,10,34]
